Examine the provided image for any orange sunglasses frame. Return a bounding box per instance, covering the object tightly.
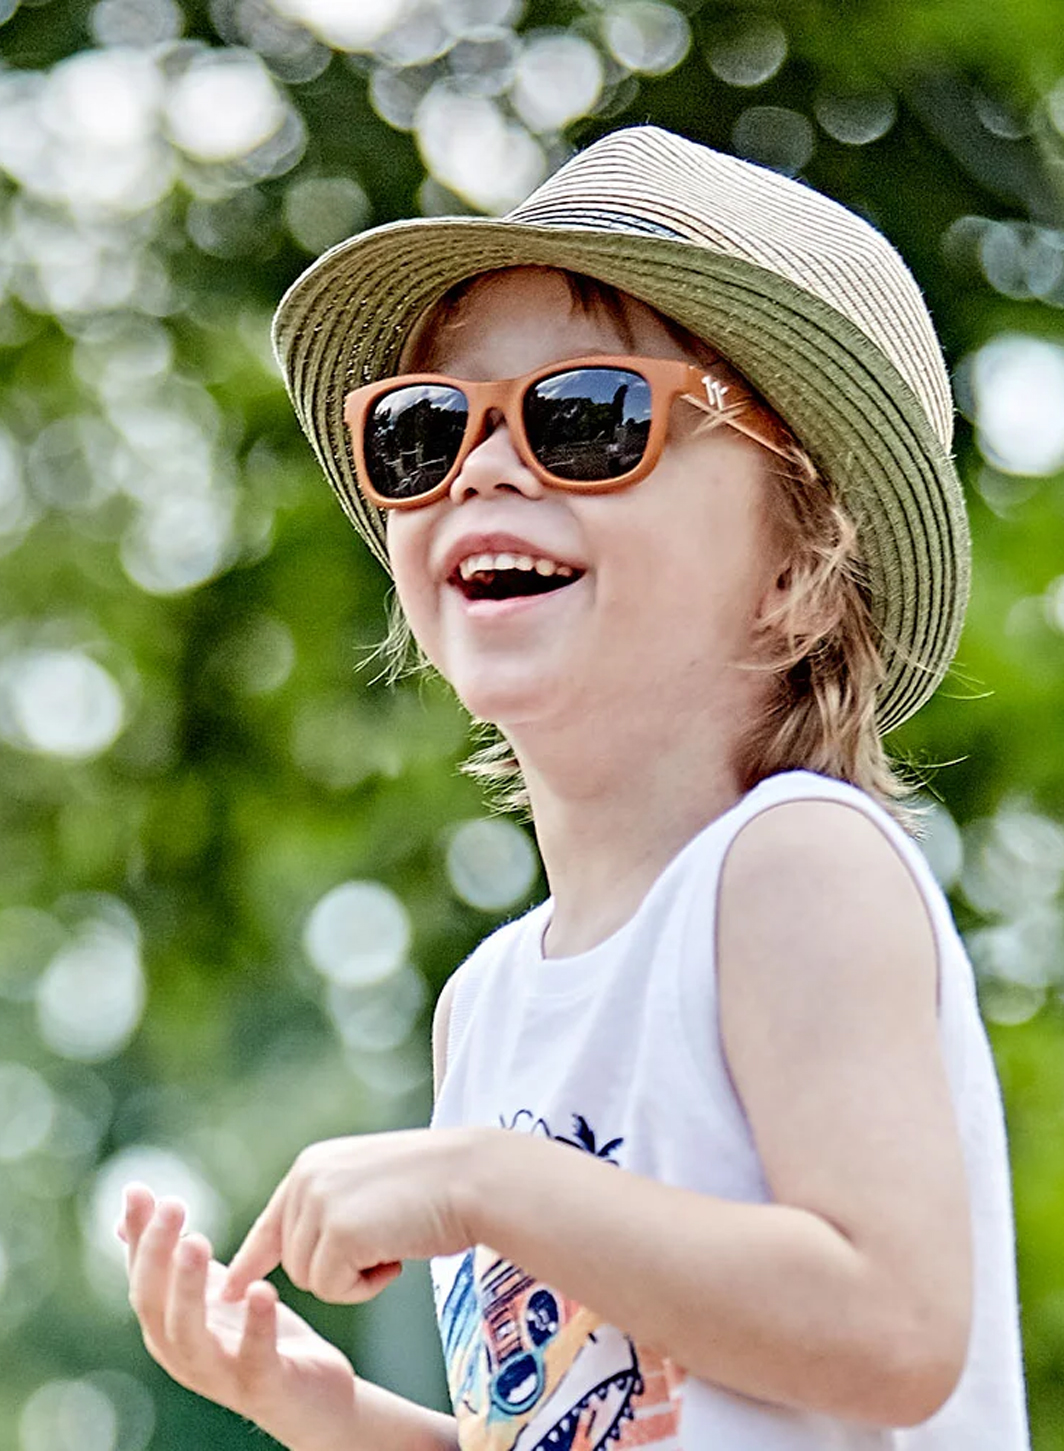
[342,354,795,510]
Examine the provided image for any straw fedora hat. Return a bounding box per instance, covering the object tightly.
[272,125,969,734]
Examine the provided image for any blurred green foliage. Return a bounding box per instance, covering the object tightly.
[0,0,1063,1446]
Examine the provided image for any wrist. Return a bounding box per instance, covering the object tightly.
[451,1125,516,1247]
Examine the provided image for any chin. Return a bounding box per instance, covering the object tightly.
[450,666,565,731]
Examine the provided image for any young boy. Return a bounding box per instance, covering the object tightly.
[121,127,1030,1450]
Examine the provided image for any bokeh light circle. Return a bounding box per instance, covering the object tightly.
[277,0,409,52]
[121,492,235,595]
[969,333,1064,476]
[86,1144,228,1267]
[415,85,545,212]
[0,1063,56,1162]
[36,918,145,1062]
[284,175,371,252]
[961,807,1064,918]
[90,0,184,47]
[446,818,538,911]
[326,966,427,1052]
[603,2,691,76]
[303,880,412,986]
[165,51,287,163]
[0,907,67,1002]
[732,105,814,175]
[511,31,604,132]
[814,90,896,145]
[707,19,787,87]
[0,648,125,759]
[19,1379,117,1451]
[917,801,964,891]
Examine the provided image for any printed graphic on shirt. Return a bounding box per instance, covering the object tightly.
[433,1109,686,1450]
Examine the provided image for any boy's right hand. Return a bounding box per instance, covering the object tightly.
[121,1183,360,1451]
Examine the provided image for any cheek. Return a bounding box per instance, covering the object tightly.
[385,516,438,648]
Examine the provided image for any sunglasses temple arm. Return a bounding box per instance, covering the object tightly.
[685,386,796,463]
[725,413,796,463]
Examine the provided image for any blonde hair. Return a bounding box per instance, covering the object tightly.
[374,270,924,833]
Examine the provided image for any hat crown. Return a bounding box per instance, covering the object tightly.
[508,126,954,449]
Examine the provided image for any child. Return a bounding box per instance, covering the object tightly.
[121,127,1031,1450]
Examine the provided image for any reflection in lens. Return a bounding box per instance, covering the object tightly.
[365,385,468,499]
[525,368,651,481]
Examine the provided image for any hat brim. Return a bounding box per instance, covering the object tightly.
[273,216,970,734]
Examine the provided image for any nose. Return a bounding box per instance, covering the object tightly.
[449,410,545,506]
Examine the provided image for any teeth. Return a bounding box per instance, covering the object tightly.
[457,553,577,581]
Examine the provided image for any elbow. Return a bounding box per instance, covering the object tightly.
[877,1309,970,1428]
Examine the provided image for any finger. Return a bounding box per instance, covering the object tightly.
[129,1198,186,1340]
[223,1192,285,1302]
[165,1232,211,1354]
[347,1259,403,1303]
[305,1226,351,1301]
[281,1198,322,1293]
[234,1281,279,1387]
[120,1184,156,1267]
[308,1226,402,1304]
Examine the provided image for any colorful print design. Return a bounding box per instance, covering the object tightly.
[434,1111,685,1450]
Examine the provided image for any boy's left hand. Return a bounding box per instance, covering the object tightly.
[223,1127,486,1305]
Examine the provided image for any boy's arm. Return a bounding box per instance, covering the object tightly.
[326,969,462,1448]
[458,800,973,1428]
[123,1189,459,1451]
[340,1382,457,1451]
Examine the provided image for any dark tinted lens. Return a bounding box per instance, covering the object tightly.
[364,384,468,499]
[523,367,652,481]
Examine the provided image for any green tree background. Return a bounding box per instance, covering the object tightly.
[0,0,1062,1446]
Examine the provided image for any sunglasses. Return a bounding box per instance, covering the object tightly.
[343,354,795,510]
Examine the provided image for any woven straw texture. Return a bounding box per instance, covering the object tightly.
[272,126,970,733]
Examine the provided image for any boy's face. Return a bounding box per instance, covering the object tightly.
[385,267,788,756]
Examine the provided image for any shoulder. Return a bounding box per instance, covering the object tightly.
[716,788,945,1173]
[720,777,928,919]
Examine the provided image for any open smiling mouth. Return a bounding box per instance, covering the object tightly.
[451,553,586,602]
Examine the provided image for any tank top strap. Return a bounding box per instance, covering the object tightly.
[445,906,550,1070]
[727,771,945,909]
[702,770,961,1018]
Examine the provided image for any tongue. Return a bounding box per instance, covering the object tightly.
[461,569,579,601]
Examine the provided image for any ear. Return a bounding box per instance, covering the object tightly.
[755,557,842,648]
[755,561,794,626]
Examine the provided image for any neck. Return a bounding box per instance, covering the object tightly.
[510,708,748,958]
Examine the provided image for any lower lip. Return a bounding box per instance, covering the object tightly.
[449,579,584,619]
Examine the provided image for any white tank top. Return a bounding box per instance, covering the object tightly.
[429,770,1031,1450]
